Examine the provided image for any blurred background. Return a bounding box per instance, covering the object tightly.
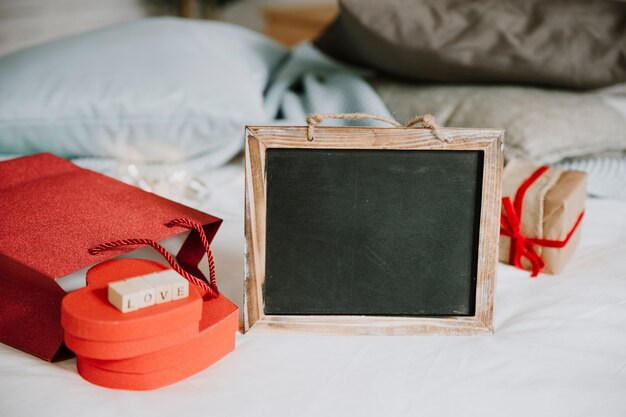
[0,0,338,56]
[0,4,625,413]
[0,0,624,204]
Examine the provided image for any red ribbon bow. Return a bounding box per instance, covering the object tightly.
[500,166,585,277]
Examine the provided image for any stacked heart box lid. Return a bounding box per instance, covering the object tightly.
[61,258,238,390]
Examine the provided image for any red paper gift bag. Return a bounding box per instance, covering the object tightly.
[0,153,222,361]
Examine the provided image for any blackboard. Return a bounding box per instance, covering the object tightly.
[264,149,483,316]
[244,125,503,335]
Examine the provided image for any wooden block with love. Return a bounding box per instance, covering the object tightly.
[107,270,189,313]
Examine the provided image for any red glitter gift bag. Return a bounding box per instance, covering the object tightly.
[0,153,222,361]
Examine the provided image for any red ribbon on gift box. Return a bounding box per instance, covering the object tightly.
[500,166,585,277]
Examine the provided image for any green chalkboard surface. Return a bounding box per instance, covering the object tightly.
[263,148,484,317]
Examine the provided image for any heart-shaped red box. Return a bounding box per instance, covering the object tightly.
[61,258,238,390]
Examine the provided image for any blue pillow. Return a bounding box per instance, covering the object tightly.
[0,18,286,165]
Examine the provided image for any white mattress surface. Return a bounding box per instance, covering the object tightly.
[1,161,625,417]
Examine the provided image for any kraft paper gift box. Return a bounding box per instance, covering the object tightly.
[499,159,587,277]
[0,153,222,361]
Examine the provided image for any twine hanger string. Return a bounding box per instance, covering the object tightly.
[305,113,449,142]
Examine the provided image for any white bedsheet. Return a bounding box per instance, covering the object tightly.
[1,160,625,417]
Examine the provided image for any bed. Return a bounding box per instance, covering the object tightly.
[0,9,625,416]
[0,157,625,417]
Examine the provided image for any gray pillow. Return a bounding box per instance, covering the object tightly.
[317,0,626,90]
[370,78,626,164]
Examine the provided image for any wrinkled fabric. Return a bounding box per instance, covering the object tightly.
[317,0,626,89]
[264,43,391,126]
[71,43,393,176]
[371,79,626,164]
[371,77,626,199]
[1,159,626,417]
[0,18,287,167]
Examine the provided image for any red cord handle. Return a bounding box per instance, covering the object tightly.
[89,218,219,298]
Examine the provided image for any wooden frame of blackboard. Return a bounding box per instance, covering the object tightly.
[244,126,504,335]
